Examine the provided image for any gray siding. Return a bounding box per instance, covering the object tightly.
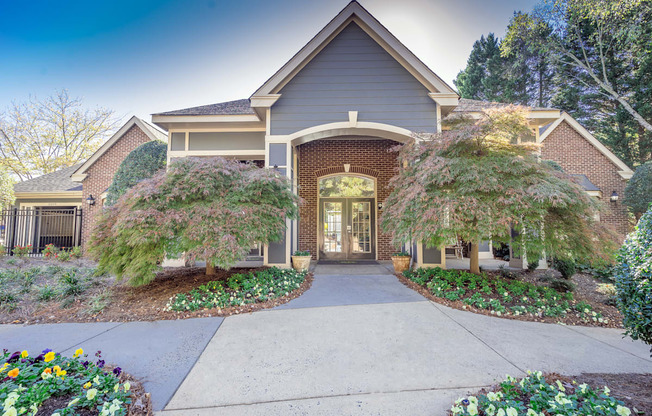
[271,22,437,135]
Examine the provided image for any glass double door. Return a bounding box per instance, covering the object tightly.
[320,198,375,260]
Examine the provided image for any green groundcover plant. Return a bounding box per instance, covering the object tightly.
[0,348,131,416]
[404,268,605,324]
[614,206,652,355]
[450,371,632,416]
[166,267,306,312]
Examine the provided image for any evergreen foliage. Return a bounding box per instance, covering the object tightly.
[457,0,652,168]
[380,106,617,274]
[615,207,652,355]
[623,161,652,219]
[88,157,299,286]
[105,140,167,206]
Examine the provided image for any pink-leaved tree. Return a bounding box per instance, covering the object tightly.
[381,106,617,274]
[88,157,299,286]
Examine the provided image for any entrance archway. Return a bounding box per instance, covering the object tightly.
[318,174,376,260]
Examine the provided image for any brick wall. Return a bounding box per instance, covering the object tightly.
[541,120,630,236]
[296,138,400,260]
[81,125,152,249]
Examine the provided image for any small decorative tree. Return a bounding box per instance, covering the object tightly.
[105,140,167,206]
[615,206,652,356]
[381,106,616,274]
[623,161,652,221]
[89,157,299,286]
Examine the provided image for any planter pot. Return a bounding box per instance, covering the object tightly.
[391,255,412,274]
[292,255,311,272]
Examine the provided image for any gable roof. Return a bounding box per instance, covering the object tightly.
[71,116,166,181]
[540,112,634,179]
[251,1,457,101]
[14,164,83,195]
[153,99,254,116]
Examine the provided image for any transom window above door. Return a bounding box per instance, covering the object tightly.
[318,175,374,198]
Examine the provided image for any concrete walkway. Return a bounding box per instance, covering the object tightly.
[0,318,223,411]
[160,264,651,415]
[2,264,651,415]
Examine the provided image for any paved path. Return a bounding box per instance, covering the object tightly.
[159,266,652,415]
[2,264,651,415]
[0,318,223,411]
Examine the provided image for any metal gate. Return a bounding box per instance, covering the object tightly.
[0,207,83,256]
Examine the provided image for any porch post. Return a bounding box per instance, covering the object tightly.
[264,139,292,268]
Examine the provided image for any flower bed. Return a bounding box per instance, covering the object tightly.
[450,371,633,416]
[402,268,609,326]
[166,267,307,312]
[0,348,137,416]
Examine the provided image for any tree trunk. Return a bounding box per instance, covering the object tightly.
[469,242,480,275]
[206,261,216,276]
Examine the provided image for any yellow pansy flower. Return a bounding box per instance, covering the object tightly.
[20,351,28,358]
[73,348,84,358]
[44,351,55,362]
[86,388,98,400]
[83,382,92,389]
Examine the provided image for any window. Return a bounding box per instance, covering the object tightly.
[318,175,374,198]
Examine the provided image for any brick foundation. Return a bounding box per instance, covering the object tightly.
[81,125,152,249]
[541,120,630,236]
[296,138,400,260]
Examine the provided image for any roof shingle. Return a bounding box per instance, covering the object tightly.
[14,164,83,194]
[153,99,254,116]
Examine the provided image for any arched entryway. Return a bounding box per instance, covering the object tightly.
[318,174,376,260]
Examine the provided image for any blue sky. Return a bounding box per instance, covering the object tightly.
[0,0,538,123]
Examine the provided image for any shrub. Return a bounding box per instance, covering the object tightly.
[12,245,32,257]
[554,258,576,279]
[549,279,575,293]
[623,161,652,219]
[449,371,631,416]
[293,250,310,256]
[615,207,652,355]
[43,243,59,259]
[105,140,167,206]
[90,157,299,286]
[527,259,539,272]
[0,348,132,415]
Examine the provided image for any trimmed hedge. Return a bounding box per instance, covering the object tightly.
[105,140,167,206]
[615,207,652,355]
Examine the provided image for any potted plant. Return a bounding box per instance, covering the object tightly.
[391,251,412,273]
[291,250,311,272]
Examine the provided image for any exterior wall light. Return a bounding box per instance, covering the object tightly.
[610,191,619,203]
[86,195,96,206]
[377,202,384,210]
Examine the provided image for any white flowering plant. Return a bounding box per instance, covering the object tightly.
[404,268,607,324]
[450,372,632,416]
[166,267,306,312]
[0,348,132,416]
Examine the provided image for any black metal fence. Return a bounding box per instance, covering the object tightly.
[1,207,83,256]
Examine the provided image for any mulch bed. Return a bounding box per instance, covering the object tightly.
[396,270,623,328]
[4,267,313,325]
[453,373,652,416]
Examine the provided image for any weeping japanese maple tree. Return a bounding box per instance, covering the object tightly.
[88,157,299,286]
[381,106,616,274]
